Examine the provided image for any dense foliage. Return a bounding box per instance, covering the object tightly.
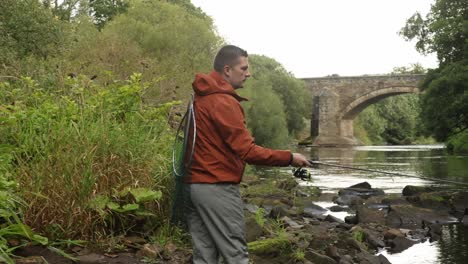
[400,0,467,151]
[239,55,309,148]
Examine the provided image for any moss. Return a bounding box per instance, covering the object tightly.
[352,229,366,243]
[420,192,446,202]
[248,237,291,255]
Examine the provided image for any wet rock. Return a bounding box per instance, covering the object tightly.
[302,201,328,217]
[325,214,345,224]
[463,215,468,227]
[280,216,304,229]
[325,245,340,260]
[248,238,290,256]
[382,196,410,206]
[334,195,364,207]
[337,223,352,230]
[345,215,358,225]
[377,254,392,264]
[387,236,417,253]
[402,185,436,196]
[356,205,386,225]
[338,182,385,199]
[244,203,260,214]
[386,204,457,228]
[297,186,322,197]
[366,203,390,210]
[383,228,404,240]
[363,229,385,249]
[245,217,264,242]
[425,222,442,241]
[350,182,372,189]
[355,252,391,264]
[305,250,337,264]
[417,192,451,210]
[269,204,290,219]
[329,205,349,212]
[136,244,161,259]
[339,255,354,264]
[450,192,468,218]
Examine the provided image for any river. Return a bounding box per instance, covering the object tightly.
[295,144,468,264]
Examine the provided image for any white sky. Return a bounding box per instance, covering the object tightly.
[191,0,438,78]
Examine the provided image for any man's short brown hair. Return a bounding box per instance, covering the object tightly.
[213,45,248,73]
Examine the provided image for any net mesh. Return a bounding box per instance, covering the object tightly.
[171,96,195,227]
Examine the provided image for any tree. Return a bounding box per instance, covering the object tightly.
[0,0,67,61]
[89,0,129,29]
[247,55,309,136]
[400,0,467,142]
[400,0,466,65]
[243,77,289,149]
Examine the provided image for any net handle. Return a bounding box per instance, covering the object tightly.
[172,95,196,177]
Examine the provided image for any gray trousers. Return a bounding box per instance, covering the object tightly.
[185,183,249,264]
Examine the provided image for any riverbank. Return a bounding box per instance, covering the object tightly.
[12,169,468,264]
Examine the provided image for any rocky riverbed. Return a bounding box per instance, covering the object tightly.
[13,174,468,264]
[241,174,468,264]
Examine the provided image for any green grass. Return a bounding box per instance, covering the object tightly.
[0,74,177,243]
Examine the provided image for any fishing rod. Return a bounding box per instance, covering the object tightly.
[305,160,468,187]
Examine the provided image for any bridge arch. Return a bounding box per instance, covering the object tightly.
[336,86,419,140]
[339,86,420,120]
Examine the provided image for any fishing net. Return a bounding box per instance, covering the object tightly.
[171,95,196,227]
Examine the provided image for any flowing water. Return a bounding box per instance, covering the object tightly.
[296,144,468,264]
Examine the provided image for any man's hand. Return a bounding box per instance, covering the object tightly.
[291,153,312,167]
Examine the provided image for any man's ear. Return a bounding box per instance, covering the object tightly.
[223,65,231,78]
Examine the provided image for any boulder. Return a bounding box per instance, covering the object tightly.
[386,204,458,228]
[417,192,451,210]
[302,201,328,217]
[325,214,345,224]
[345,215,358,225]
[450,192,468,218]
[362,229,385,249]
[463,215,468,227]
[245,217,264,242]
[329,205,349,212]
[280,216,304,229]
[402,185,436,196]
[269,204,291,219]
[356,205,386,225]
[338,182,385,199]
[305,250,337,264]
[334,195,364,207]
[325,245,340,260]
[248,238,290,256]
[387,236,417,253]
[383,228,404,240]
[244,203,260,214]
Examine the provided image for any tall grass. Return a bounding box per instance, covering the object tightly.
[0,74,177,240]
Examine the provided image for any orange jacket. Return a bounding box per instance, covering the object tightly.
[187,70,292,183]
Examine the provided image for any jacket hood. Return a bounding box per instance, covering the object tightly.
[192,71,248,102]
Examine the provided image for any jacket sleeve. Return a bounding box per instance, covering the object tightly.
[211,96,292,166]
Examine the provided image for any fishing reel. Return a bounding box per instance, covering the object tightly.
[292,167,311,181]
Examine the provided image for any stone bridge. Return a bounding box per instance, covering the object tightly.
[302,74,425,146]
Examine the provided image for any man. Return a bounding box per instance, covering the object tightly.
[186,45,311,264]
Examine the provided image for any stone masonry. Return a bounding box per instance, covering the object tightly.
[302,74,425,146]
